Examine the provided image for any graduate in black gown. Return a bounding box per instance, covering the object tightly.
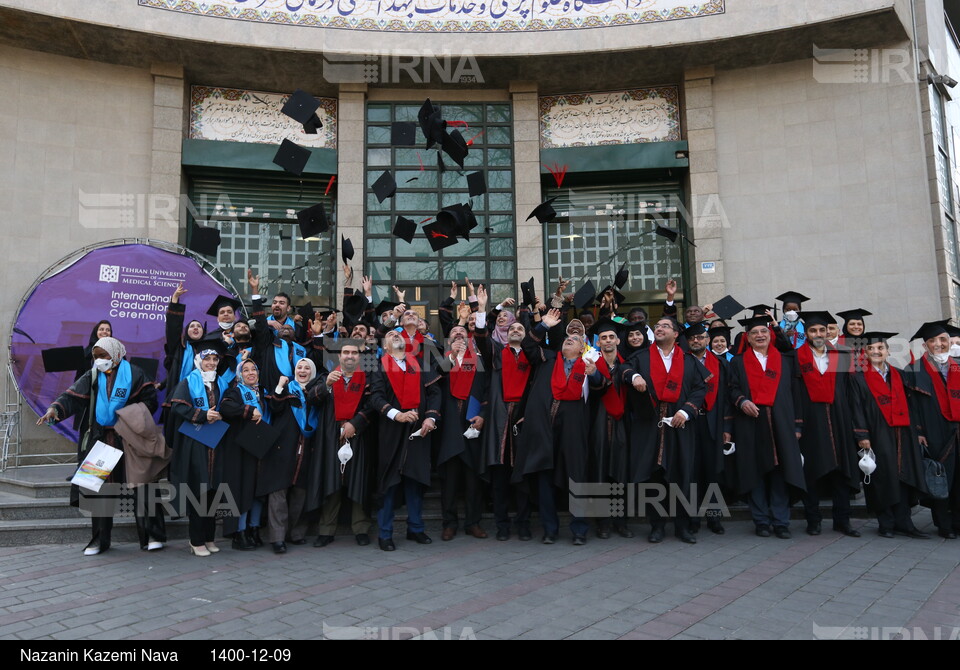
[371,329,442,551]
[849,332,930,538]
[620,316,708,544]
[905,321,960,539]
[794,312,862,537]
[39,337,159,555]
[726,315,806,539]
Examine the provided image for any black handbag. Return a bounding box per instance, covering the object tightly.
[922,444,950,500]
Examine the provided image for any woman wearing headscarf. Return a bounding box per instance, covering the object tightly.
[38,337,159,555]
[168,347,231,556]
[219,359,269,550]
[162,282,209,445]
[259,357,324,554]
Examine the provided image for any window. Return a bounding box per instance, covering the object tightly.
[364,102,517,299]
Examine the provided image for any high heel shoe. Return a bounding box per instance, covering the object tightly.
[190,544,211,557]
[204,542,220,553]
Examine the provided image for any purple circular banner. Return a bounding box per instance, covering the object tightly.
[11,243,237,442]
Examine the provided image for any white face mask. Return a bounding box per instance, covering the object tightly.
[338,441,353,474]
[858,448,876,484]
[950,344,960,358]
[94,358,113,373]
[201,370,217,383]
[218,321,234,331]
[933,352,951,365]
[784,311,799,322]
[829,336,839,346]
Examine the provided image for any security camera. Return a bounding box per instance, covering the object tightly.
[927,73,958,88]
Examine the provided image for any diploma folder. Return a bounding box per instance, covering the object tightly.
[178,419,229,449]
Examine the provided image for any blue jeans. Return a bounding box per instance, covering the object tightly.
[748,469,791,528]
[238,498,263,532]
[377,478,424,539]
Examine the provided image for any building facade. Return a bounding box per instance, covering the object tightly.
[2,0,959,455]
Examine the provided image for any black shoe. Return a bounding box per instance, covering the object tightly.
[675,529,697,544]
[248,527,264,547]
[688,523,701,535]
[542,534,557,545]
[878,529,895,539]
[272,542,287,554]
[895,527,930,539]
[378,538,396,552]
[572,535,586,546]
[596,528,611,540]
[232,532,255,551]
[707,520,725,535]
[774,527,792,539]
[355,534,371,546]
[313,535,335,548]
[755,525,771,538]
[406,531,432,545]
[648,528,665,544]
[518,527,532,541]
[496,529,509,541]
[615,526,635,539]
[938,529,958,539]
[289,538,307,545]
[833,524,861,538]
[806,522,822,536]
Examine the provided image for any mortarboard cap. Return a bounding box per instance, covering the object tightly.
[392,216,417,244]
[682,323,708,339]
[198,331,230,356]
[911,320,950,342]
[654,225,679,243]
[945,323,960,339]
[709,326,732,342]
[391,121,417,146]
[614,263,629,290]
[801,311,834,329]
[441,129,469,168]
[526,197,557,224]
[836,308,872,323]
[423,219,459,252]
[747,304,774,316]
[342,293,368,321]
[129,356,159,381]
[573,280,597,311]
[371,171,397,203]
[466,171,486,197]
[418,99,443,146]
[341,236,354,264]
[296,202,329,240]
[281,89,322,134]
[374,299,400,317]
[437,203,478,241]
[41,346,86,373]
[272,138,311,176]
[589,318,622,340]
[776,291,810,307]
[521,277,536,308]
[711,295,745,321]
[861,331,898,344]
[206,295,244,318]
[188,224,221,257]
[314,305,341,321]
[296,302,316,322]
[738,315,774,332]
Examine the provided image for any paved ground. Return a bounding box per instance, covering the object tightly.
[1,509,959,640]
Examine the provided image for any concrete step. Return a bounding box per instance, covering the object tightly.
[0,494,81,521]
[0,465,75,499]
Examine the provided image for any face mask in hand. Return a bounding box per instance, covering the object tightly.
[94,359,113,373]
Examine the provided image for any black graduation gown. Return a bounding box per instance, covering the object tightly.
[619,347,708,489]
[303,373,375,513]
[218,385,266,534]
[905,358,959,506]
[796,346,861,493]
[161,302,205,444]
[587,354,630,484]
[167,377,225,507]
[849,369,928,511]
[437,347,489,472]
[726,349,806,497]
[691,352,735,498]
[371,356,442,496]
[514,324,589,489]
[256,379,324,497]
[51,364,158,507]
[475,328,532,477]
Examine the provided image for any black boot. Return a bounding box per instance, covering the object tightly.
[248,526,264,547]
[232,531,255,551]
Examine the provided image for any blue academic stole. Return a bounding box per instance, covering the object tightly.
[186,369,230,411]
[238,383,270,423]
[95,360,132,427]
[288,380,318,437]
[273,341,306,378]
[178,342,195,384]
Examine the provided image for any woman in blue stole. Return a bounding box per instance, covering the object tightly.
[220,359,269,550]
[38,338,158,555]
[259,357,324,554]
